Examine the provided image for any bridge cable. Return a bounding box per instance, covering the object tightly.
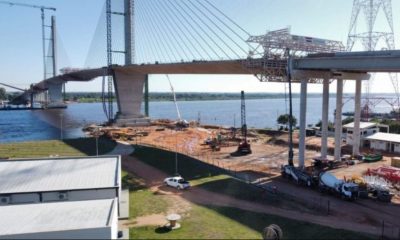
[158,0,212,60]
[153,0,205,60]
[174,0,231,59]
[183,0,241,59]
[194,0,251,56]
[139,1,173,62]
[146,0,192,61]
[203,0,252,37]
[166,0,220,60]
[141,0,181,62]
[147,0,196,61]
[136,3,161,63]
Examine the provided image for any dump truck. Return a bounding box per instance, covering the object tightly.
[319,172,359,201]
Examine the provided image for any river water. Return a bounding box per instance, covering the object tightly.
[0,97,394,143]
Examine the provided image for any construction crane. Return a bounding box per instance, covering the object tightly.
[0,1,56,80]
[236,91,252,155]
[166,75,188,128]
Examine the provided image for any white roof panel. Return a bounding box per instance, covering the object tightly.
[0,156,119,194]
[365,132,400,143]
[0,198,115,235]
[343,122,377,129]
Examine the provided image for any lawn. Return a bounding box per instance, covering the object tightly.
[122,171,169,219]
[0,137,117,158]
[131,205,374,240]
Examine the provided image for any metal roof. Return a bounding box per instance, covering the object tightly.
[0,198,116,235]
[365,132,400,143]
[343,122,377,129]
[0,156,120,194]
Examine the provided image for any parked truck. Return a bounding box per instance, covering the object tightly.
[319,172,359,201]
[281,165,318,187]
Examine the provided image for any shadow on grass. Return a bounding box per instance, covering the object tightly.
[154,227,171,234]
[122,174,147,191]
[63,136,117,156]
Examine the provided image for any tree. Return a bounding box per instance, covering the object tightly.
[342,117,354,125]
[0,87,6,100]
[316,120,335,131]
[277,114,297,128]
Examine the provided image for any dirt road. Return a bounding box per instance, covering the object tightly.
[122,155,397,237]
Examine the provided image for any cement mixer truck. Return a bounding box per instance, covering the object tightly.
[319,172,359,201]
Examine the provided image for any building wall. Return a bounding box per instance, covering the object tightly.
[346,127,379,146]
[370,140,388,151]
[394,143,400,153]
[1,188,117,205]
[0,227,112,239]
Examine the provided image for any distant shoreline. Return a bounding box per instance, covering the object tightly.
[64,92,397,103]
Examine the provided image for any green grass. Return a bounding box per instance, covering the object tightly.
[0,137,117,159]
[131,205,374,240]
[131,205,262,240]
[122,171,169,219]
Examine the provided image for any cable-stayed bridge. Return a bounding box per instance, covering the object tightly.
[6,0,400,167]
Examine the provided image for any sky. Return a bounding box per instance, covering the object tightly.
[1,0,400,94]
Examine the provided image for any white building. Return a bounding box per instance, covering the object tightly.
[0,198,118,239]
[0,156,121,205]
[343,122,380,146]
[365,132,400,153]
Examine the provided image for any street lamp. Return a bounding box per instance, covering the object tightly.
[59,113,63,140]
[94,127,100,156]
[175,131,179,175]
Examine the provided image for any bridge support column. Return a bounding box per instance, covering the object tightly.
[353,79,362,156]
[298,78,308,169]
[47,82,66,108]
[114,70,150,126]
[321,78,330,158]
[334,79,344,161]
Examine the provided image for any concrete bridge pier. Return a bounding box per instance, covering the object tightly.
[298,78,308,169]
[47,81,66,108]
[321,78,330,159]
[353,79,362,156]
[114,69,150,126]
[334,79,344,160]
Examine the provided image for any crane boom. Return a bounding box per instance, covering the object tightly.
[0,1,56,11]
[166,75,182,121]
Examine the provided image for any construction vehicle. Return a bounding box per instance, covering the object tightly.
[281,165,318,187]
[319,172,359,201]
[351,175,392,202]
[235,91,251,155]
[167,75,188,129]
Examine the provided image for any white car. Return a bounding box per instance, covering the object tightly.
[164,176,190,190]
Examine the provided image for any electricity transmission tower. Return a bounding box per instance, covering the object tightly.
[347,0,400,119]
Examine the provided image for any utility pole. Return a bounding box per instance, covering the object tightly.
[347,0,399,120]
[286,48,294,167]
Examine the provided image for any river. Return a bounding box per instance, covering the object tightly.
[0,96,395,143]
